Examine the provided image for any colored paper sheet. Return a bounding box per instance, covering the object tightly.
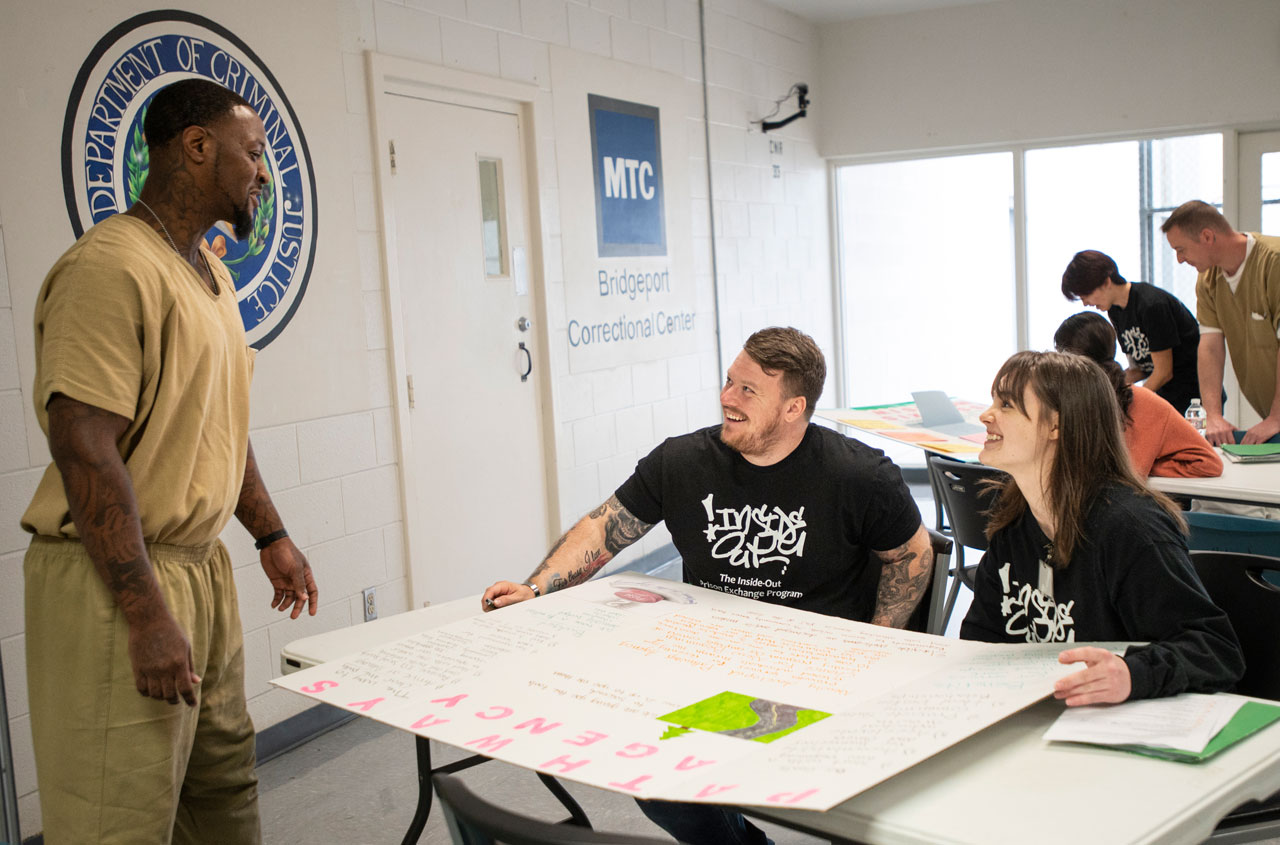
[829,416,901,429]
[924,442,983,454]
[882,430,948,443]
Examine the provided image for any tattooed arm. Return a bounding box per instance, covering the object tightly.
[869,524,933,628]
[234,440,317,619]
[481,494,653,610]
[47,394,201,706]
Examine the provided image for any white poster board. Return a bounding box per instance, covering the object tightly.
[274,574,1077,811]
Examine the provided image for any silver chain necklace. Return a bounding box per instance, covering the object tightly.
[134,197,217,293]
[134,197,181,254]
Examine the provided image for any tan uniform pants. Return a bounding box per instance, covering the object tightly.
[25,536,260,844]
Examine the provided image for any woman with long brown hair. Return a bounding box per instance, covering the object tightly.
[960,351,1242,705]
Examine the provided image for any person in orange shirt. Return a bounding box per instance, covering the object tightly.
[1054,312,1221,478]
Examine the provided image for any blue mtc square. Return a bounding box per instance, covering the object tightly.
[589,94,666,257]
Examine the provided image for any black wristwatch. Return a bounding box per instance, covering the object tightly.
[254,528,289,550]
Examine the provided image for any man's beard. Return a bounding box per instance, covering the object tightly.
[232,201,254,240]
[719,408,785,457]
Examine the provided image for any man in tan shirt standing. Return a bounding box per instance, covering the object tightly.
[1162,200,1280,445]
[22,79,316,843]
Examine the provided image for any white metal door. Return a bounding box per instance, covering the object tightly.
[1232,130,1280,429]
[386,92,551,604]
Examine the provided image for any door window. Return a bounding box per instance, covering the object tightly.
[478,157,507,277]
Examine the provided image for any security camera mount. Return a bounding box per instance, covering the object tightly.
[761,83,809,133]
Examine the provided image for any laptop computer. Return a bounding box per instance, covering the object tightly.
[910,390,985,436]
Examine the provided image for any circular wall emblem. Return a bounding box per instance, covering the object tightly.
[62,10,317,349]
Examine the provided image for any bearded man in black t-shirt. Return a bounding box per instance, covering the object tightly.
[481,326,933,845]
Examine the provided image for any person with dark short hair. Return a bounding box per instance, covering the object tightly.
[1061,249,1201,415]
[1054,311,1221,478]
[22,78,317,843]
[961,351,1241,704]
[1162,200,1280,445]
[482,326,933,845]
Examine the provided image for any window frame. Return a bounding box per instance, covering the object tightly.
[828,128,1236,409]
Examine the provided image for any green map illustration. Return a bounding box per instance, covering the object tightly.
[658,692,831,744]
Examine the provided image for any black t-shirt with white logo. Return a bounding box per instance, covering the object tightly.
[615,424,921,621]
[1109,281,1201,414]
[960,484,1243,700]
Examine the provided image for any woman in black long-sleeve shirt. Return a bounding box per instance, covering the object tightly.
[959,350,1243,704]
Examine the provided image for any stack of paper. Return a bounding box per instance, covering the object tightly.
[1044,694,1280,762]
[1221,443,1280,463]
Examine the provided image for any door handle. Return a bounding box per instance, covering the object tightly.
[518,342,532,382]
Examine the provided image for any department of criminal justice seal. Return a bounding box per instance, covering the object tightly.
[62,10,317,349]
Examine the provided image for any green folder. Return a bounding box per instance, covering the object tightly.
[1106,701,1280,763]
[1221,443,1280,462]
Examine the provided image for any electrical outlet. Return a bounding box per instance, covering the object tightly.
[362,586,378,622]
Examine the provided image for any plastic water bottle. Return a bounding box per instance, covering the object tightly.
[1185,398,1207,435]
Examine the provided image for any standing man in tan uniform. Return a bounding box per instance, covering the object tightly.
[1162,200,1280,445]
[22,79,317,843]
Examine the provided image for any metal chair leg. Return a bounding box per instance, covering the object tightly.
[537,773,593,828]
[401,736,434,845]
[400,738,594,841]
[941,575,963,632]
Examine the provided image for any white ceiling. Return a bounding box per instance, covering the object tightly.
[767,0,1004,24]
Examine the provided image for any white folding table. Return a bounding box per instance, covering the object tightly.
[281,599,1280,845]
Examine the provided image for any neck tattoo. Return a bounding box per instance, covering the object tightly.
[133,198,218,294]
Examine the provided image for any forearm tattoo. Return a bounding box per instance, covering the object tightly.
[529,496,652,593]
[49,398,162,622]
[599,495,653,554]
[872,536,932,628]
[235,442,283,538]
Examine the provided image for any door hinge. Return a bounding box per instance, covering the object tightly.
[407,374,415,408]
[389,139,397,174]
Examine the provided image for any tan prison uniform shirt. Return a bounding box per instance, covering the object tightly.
[1195,233,1280,419]
[22,213,254,546]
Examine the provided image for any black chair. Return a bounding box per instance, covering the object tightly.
[904,528,953,635]
[432,772,680,845]
[926,454,1007,631]
[1186,512,1280,587]
[1190,551,1280,840]
[1188,551,1280,701]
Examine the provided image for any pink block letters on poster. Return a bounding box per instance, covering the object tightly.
[431,694,467,708]
[696,784,737,798]
[540,754,591,774]
[466,735,513,752]
[675,756,715,771]
[616,743,658,759]
[411,715,449,729]
[347,697,384,712]
[766,789,818,804]
[514,718,562,734]
[564,730,609,747]
[300,680,338,694]
[476,705,514,720]
[608,775,652,792]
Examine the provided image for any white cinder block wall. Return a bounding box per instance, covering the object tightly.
[0,0,829,837]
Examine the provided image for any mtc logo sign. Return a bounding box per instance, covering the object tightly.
[602,157,655,200]
[589,94,666,257]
